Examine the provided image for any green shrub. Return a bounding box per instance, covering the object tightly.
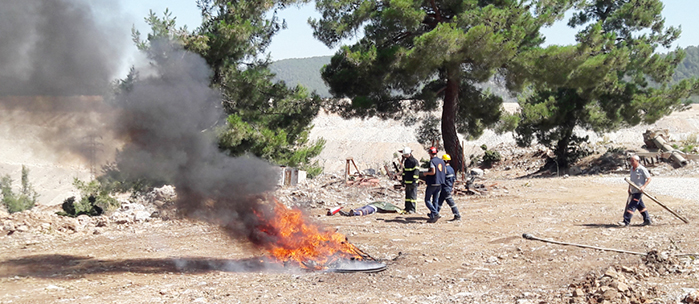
[0,166,39,214]
[681,144,696,153]
[58,179,119,217]
[479,145,501,167]
[679,133,698,153]
[483,149,502,165]
[60,196,101,217]
[469,154,481,167]
[301,161,324,179]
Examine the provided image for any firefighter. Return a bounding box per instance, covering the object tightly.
[400,147,419,214]
[424,146,445,222]
[436,154,461,221]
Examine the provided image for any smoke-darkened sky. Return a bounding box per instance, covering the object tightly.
[0,0,129,96]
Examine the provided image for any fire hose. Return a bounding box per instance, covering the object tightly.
[624,177,690,224]
[522,233,647,255]
[522,233,699,258]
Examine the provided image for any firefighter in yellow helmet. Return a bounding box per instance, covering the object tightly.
[436,154,461,221]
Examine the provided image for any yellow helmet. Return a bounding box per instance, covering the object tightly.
[442,154,451,161]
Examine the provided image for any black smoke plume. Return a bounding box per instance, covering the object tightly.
[0,0,283,248]
[0,0,127,166]
[113,40,279,247]
[0,0,127,96]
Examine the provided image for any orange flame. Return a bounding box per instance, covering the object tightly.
[256,200,365,270]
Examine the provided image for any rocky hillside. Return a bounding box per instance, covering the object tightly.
[308,104,699,174]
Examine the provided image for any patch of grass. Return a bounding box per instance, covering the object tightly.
[606,146,626,154]
[680,133,698,153]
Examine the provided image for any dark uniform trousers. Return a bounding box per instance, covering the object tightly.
[404,183,417,213]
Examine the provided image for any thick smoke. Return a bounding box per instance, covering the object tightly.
[113,40,280,246]
[0,0,127,166]
[0,0,127,96]
[0,0,282,247]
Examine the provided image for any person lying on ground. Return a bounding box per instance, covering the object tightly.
[335,201,405,216]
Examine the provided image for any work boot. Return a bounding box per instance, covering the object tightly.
[617,221,629,228]
[641,211,651,226]
[428,213,441,223]
[449,216,461,222]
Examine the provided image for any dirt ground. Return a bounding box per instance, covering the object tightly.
[1,101,698,303]
[1,162,698,303]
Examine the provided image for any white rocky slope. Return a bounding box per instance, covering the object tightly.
[309,104,699,174]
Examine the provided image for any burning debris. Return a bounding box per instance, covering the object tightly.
[102,41,384,272]
[253,199,384,272]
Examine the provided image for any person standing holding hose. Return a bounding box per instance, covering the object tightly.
[619,154,652,227]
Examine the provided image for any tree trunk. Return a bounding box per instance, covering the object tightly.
[441,69,463,172]
[554,125,574,169]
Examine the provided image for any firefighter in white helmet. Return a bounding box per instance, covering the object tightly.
[400,147,419,214]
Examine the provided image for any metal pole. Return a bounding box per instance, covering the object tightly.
[624,177,689,224]
[522,233,646,256]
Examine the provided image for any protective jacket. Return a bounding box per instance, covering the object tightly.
[402,155,419,184]
[443,164,455,192]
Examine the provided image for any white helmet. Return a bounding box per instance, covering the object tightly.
[401,147,412,156]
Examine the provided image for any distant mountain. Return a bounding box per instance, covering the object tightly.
[271,46,699,102]
[673,46,699,103]
[674,46,699,82]
[269,56,331,98]
[268,55,516,101]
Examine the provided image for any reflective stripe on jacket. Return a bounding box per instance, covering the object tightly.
[443,164,455,190]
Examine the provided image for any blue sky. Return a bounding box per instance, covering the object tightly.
[122,0,699,61]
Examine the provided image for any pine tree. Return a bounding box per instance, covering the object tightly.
[311,0,573,170]
[129,3,325,175]
[514,0,699,167]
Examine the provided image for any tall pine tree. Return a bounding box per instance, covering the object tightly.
[311,0,573,170]
[514,0,699,167]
